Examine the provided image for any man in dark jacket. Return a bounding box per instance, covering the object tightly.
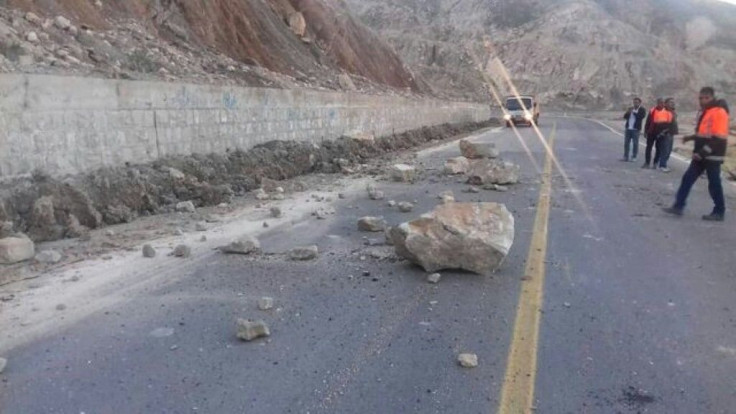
[654,97,679,172]
[664,87,730,221]
[622,97,647,162]
[643,98,675,168]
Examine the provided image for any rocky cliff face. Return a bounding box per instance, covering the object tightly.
[345,0,736,109]
[0,0,424,93]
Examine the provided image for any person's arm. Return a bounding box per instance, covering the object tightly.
[624,107,632,120]
[644,111,652,136]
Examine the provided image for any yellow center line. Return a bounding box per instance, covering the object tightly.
[498,123,556,414]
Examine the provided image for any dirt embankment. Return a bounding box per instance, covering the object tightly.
[2,0,425,92]
[0,121,496,243]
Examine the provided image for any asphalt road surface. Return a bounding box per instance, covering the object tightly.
[1,117,735,413]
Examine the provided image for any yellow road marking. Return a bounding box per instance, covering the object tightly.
[498,123,556,414]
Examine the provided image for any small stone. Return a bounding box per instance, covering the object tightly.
[236,319,270,341]
[367,184,384,200]
[0,357,6,374]
[254,189,270,200]
[458,353,478,368]
[54,15,71,30]
[200,235,207,242]
[175,228,185,236]
[427,273,441,284]
[444,156,471,175]
[270,207,282,218]
[173,244,191,258]
[288,245,319,261]
[390,164,417,182]
[105,229,115,236]
[338,193,346,199]
[258,297,274,310]
[384,227,395,246]
[35,250,62,263]
[175,201,196,213]
[564,302,571,308]
[195,222,207,231]
[358,217,387,232]
[56,304,67,311]
[438,191,455,204]
[467,186,481,193]
[263,222,269,228]
[26,32,39,43]
[271,194,285,201]
[398,202,414,213]
[274,187,285,194]
[142,244,156,258]
[25,12,42,24]
[220,236,261,255]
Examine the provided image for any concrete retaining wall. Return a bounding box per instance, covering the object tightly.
[0,74,489,178]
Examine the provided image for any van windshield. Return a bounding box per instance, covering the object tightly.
[506,98,532,111]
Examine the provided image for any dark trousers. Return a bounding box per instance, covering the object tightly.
[624,129,639,160]
[655,134,673,168]
[674,160,725,215]
[644,134,656,165]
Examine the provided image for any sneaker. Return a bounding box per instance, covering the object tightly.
[660,167,671,173]
[662,206,684,216]
[620,157,630,162]
[631,157,638,162]
[702,213,725,222]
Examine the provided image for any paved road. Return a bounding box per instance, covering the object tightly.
[1,117,735,413]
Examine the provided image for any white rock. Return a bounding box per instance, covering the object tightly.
[54,15,71,30]
[254,188,270,200]
[195,222,207,231]
[288,245,319,261]
[468,159,520,186]
[221,236,261,255]
[35,250,62,264]
[427,273,441,284]
[458,353,478,368]
[391,203,515,275]
[0,236,35,264]
[390,164,417,182]
[438,191,455,204]
[173,244,191,258]
[358,217,387,232]
[444,156,471,175]
[258,297,274,310]
[25,12,42,24]
[398,202,414,213]
[175,201,196,213]
[26,32,39,43]
[459,139,499,159]
[288,12,307,37]
[236,319,270,341]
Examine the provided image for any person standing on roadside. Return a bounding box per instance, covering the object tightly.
[643,98,674,169]
[664,87,730,221]
[653,97,679,172]
[622,97,647,162]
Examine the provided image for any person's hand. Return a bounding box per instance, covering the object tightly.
[682,135,695,143]
[692,153,703,161]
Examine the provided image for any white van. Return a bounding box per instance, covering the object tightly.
[503,95,539,127]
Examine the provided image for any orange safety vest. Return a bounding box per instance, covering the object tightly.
[697,106,729,140]
[651,108,674,124]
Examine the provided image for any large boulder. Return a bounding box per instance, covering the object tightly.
[444,156,470,175]
[459,139,499,159]
[389,164,417,182]
[221,236,261,255]
[467,159,520,185]
[0,235,35,264]
[390,203,514,275]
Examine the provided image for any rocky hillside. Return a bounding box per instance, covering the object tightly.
[0,0,425,93]
[345,0,736,109]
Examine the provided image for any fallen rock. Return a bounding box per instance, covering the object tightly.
[390,202,514,275]
[465,186,481,194]
[270,207,282,218]
[173,244,191,258]
[0,236,35,264]
[459,139,499,159]
[176,201,196,213]
[315,206,336,220]
[398,202,415,213]
[0,222,14,239]
[367,184,385,200]
[254,188,270,200]
[66,214,90,239]
[338,73,357,91]
[260,177,281,193]
[458,353,478,368]
[288,11,307,37]
[25,12,42,24]
[0,357,6,374]
[427,273,441,284]
[483,183,509,192]
[288,245,319,261]
[142,244,156,258]
[390,164,417,182]
[195,222,207,231]
[221,236,261,255]
[35,250,62,264]
[347,131,375,143]
[358,216,387,232]
[388,200,397,207]
[444,156,471,175]
[258,297,274,310]
[54,15,71,30]
[468,160,520,185]
[438,191,455,204]
[236,319,270,341]
[26,32,39,43]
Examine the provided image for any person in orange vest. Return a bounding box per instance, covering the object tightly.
[642,98,675,169]
[653,97,679,172]
[664,87,730,221]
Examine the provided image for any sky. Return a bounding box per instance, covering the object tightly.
[716,0,736,4]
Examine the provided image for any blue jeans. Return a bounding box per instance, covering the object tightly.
[674,160,725,215]
[624,129,639,160]
[656,134,673,168]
